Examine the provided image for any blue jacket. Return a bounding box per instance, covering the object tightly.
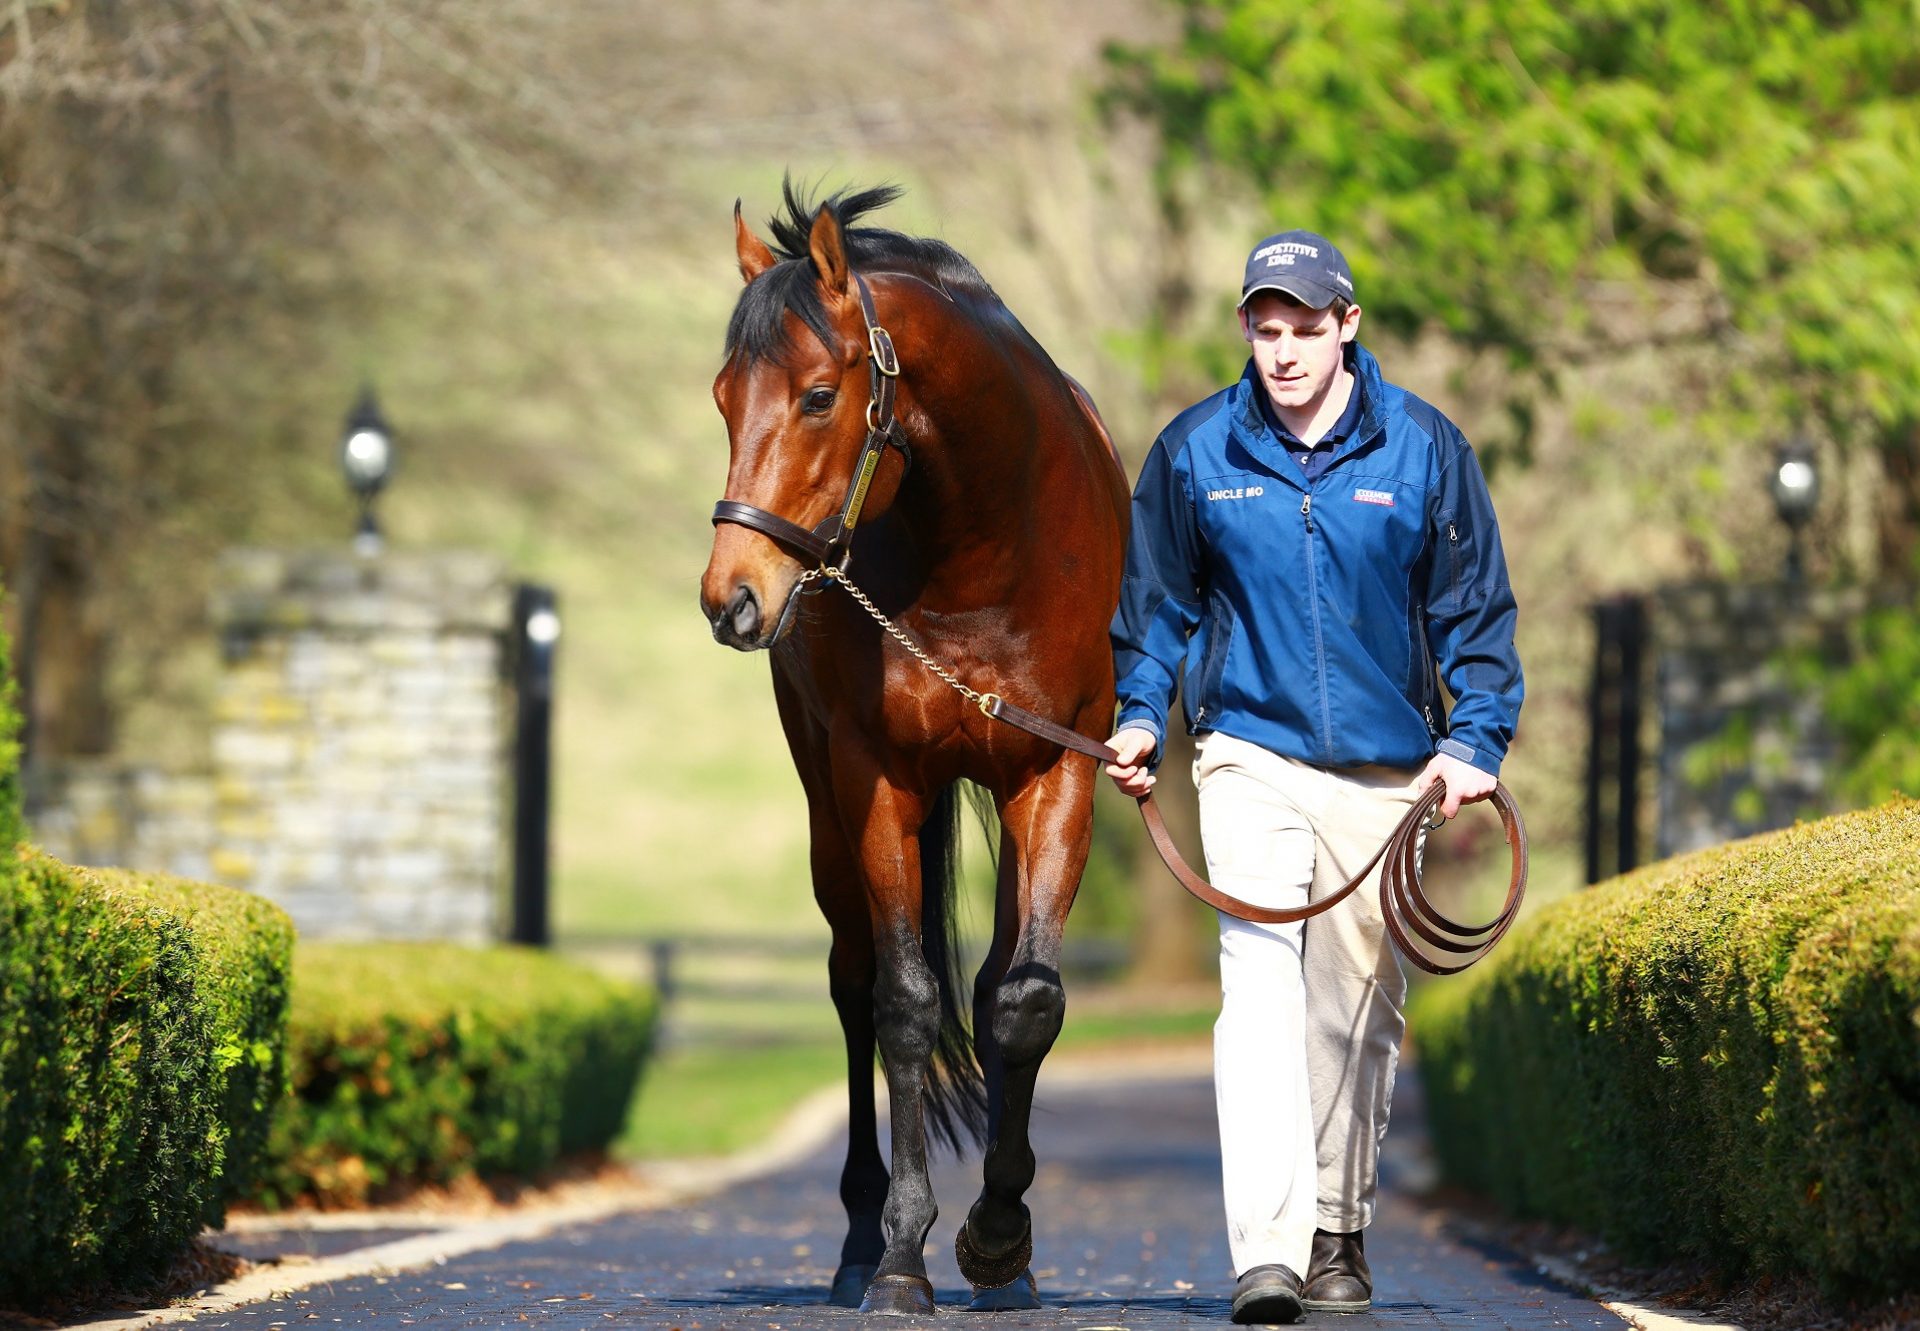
[1111,345,1523,776]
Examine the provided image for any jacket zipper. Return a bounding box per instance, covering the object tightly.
[1300,490,1335,760]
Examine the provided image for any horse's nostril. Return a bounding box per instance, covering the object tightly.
[728,585,761,640]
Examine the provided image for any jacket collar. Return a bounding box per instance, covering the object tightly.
[1230,342,1388,470]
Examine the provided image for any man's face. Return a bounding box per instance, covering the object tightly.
[1239,292,1361,414]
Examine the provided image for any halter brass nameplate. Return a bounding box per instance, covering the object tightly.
[844,448,881,531]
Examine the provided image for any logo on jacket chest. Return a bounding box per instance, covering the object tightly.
[1205,484,1265,502]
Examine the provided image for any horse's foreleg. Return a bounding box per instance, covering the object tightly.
[955,756,1093,1307]
[816,839,887,1306]
[774,666,888,1309]
[836,764,940,1316]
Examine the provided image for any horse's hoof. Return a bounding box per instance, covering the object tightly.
[858,1273,936,1315]
[968,1267,1041,1311]
[954,1221,1034,1292]
[829,1263,876,1308]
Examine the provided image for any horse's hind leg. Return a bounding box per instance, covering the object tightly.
[955,755,1094,1307]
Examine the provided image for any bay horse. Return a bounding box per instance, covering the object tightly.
[698,182,1128,1314]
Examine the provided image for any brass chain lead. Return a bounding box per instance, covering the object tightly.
[808,565,995,714]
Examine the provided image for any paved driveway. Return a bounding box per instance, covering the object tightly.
[199,1067,1625,1329]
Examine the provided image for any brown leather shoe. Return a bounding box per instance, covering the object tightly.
[1302,1228,1371,1313]
[1230,1263,1305,1324]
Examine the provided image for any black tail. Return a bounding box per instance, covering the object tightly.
[919,782,990,1154]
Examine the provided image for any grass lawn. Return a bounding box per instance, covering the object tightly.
[619,1042,846,1160]
[618,993,1220,1161]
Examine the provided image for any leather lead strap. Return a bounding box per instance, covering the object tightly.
[985,696,1526,975]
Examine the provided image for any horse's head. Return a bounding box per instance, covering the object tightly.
[700,192,910,651]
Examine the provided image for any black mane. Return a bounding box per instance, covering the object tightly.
[725,178,997,364]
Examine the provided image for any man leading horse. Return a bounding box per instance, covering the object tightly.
[1105,231,1525,1323]
[703,185,1522,1321]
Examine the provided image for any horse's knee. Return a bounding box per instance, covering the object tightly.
[874,958,941,1062]
[990,967,1064,1068]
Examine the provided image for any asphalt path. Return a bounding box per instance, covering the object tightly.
[197,1065,1627,1330]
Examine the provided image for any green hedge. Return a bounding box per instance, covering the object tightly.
[253,942,657,1207]
[1414,799,1920,1296]
[0,854,295,1306]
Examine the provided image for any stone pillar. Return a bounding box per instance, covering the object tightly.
[207,549,514,941]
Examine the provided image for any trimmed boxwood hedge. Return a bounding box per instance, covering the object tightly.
[1414,798,1920,1295]
[253,942,657,1207]
[0,853,295,1306]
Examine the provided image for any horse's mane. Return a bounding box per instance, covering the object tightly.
[725,179,1000,365]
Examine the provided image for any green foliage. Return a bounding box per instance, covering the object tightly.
[1685,588,1920,821]
[254,942,657,1207]
[1808,594,1920,805]
[0,854,294,1307]
[1413,800,1920,1295]
[1106,0,1920,469]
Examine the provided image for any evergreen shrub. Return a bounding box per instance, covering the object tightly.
[1414,799,1920,1295]
[0,856,295,1305]
[253,942,657,1206]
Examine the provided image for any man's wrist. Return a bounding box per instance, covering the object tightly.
[1114,712,1163,748]
[1436,736,1500,778]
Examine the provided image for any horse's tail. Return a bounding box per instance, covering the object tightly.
[920,782,989,1154]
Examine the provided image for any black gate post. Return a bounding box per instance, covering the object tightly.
[510,584,558,945]
[1615,596,1646,877]
[1584,595,1648,885]
[1584,601,1614,886]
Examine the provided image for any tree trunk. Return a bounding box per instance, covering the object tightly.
[1123,179,1217,987]
[1877,426,1920,579]
[1127,723,1216,984]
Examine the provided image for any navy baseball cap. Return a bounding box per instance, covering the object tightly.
[1238,229,1355,310]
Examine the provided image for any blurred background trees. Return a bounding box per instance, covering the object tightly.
[0,0,620,761]
[2,0,1916,974]
[1106,0,1920,569]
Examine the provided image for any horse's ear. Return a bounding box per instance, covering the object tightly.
[808,204,851,299]
[734,200,776,283]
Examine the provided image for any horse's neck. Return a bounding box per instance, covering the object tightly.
[888,435,1032,613]
[880,284,1100,617]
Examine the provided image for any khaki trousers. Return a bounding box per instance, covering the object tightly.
[1194,730,1424,1278]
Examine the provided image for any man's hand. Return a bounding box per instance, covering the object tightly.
[1416,751,1497,819]
[1104,726,1160,798]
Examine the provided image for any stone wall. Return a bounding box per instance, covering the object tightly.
[27,549,516,942]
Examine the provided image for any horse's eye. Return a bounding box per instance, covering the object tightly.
[802,387,837,416]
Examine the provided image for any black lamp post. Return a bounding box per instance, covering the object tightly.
[1769,436,1819,583]
[340,387,394,556]
[511,584,561,946]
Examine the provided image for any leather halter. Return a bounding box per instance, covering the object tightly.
[711,272,909,575]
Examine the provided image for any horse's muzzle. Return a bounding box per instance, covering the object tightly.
[707,583,765,650]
